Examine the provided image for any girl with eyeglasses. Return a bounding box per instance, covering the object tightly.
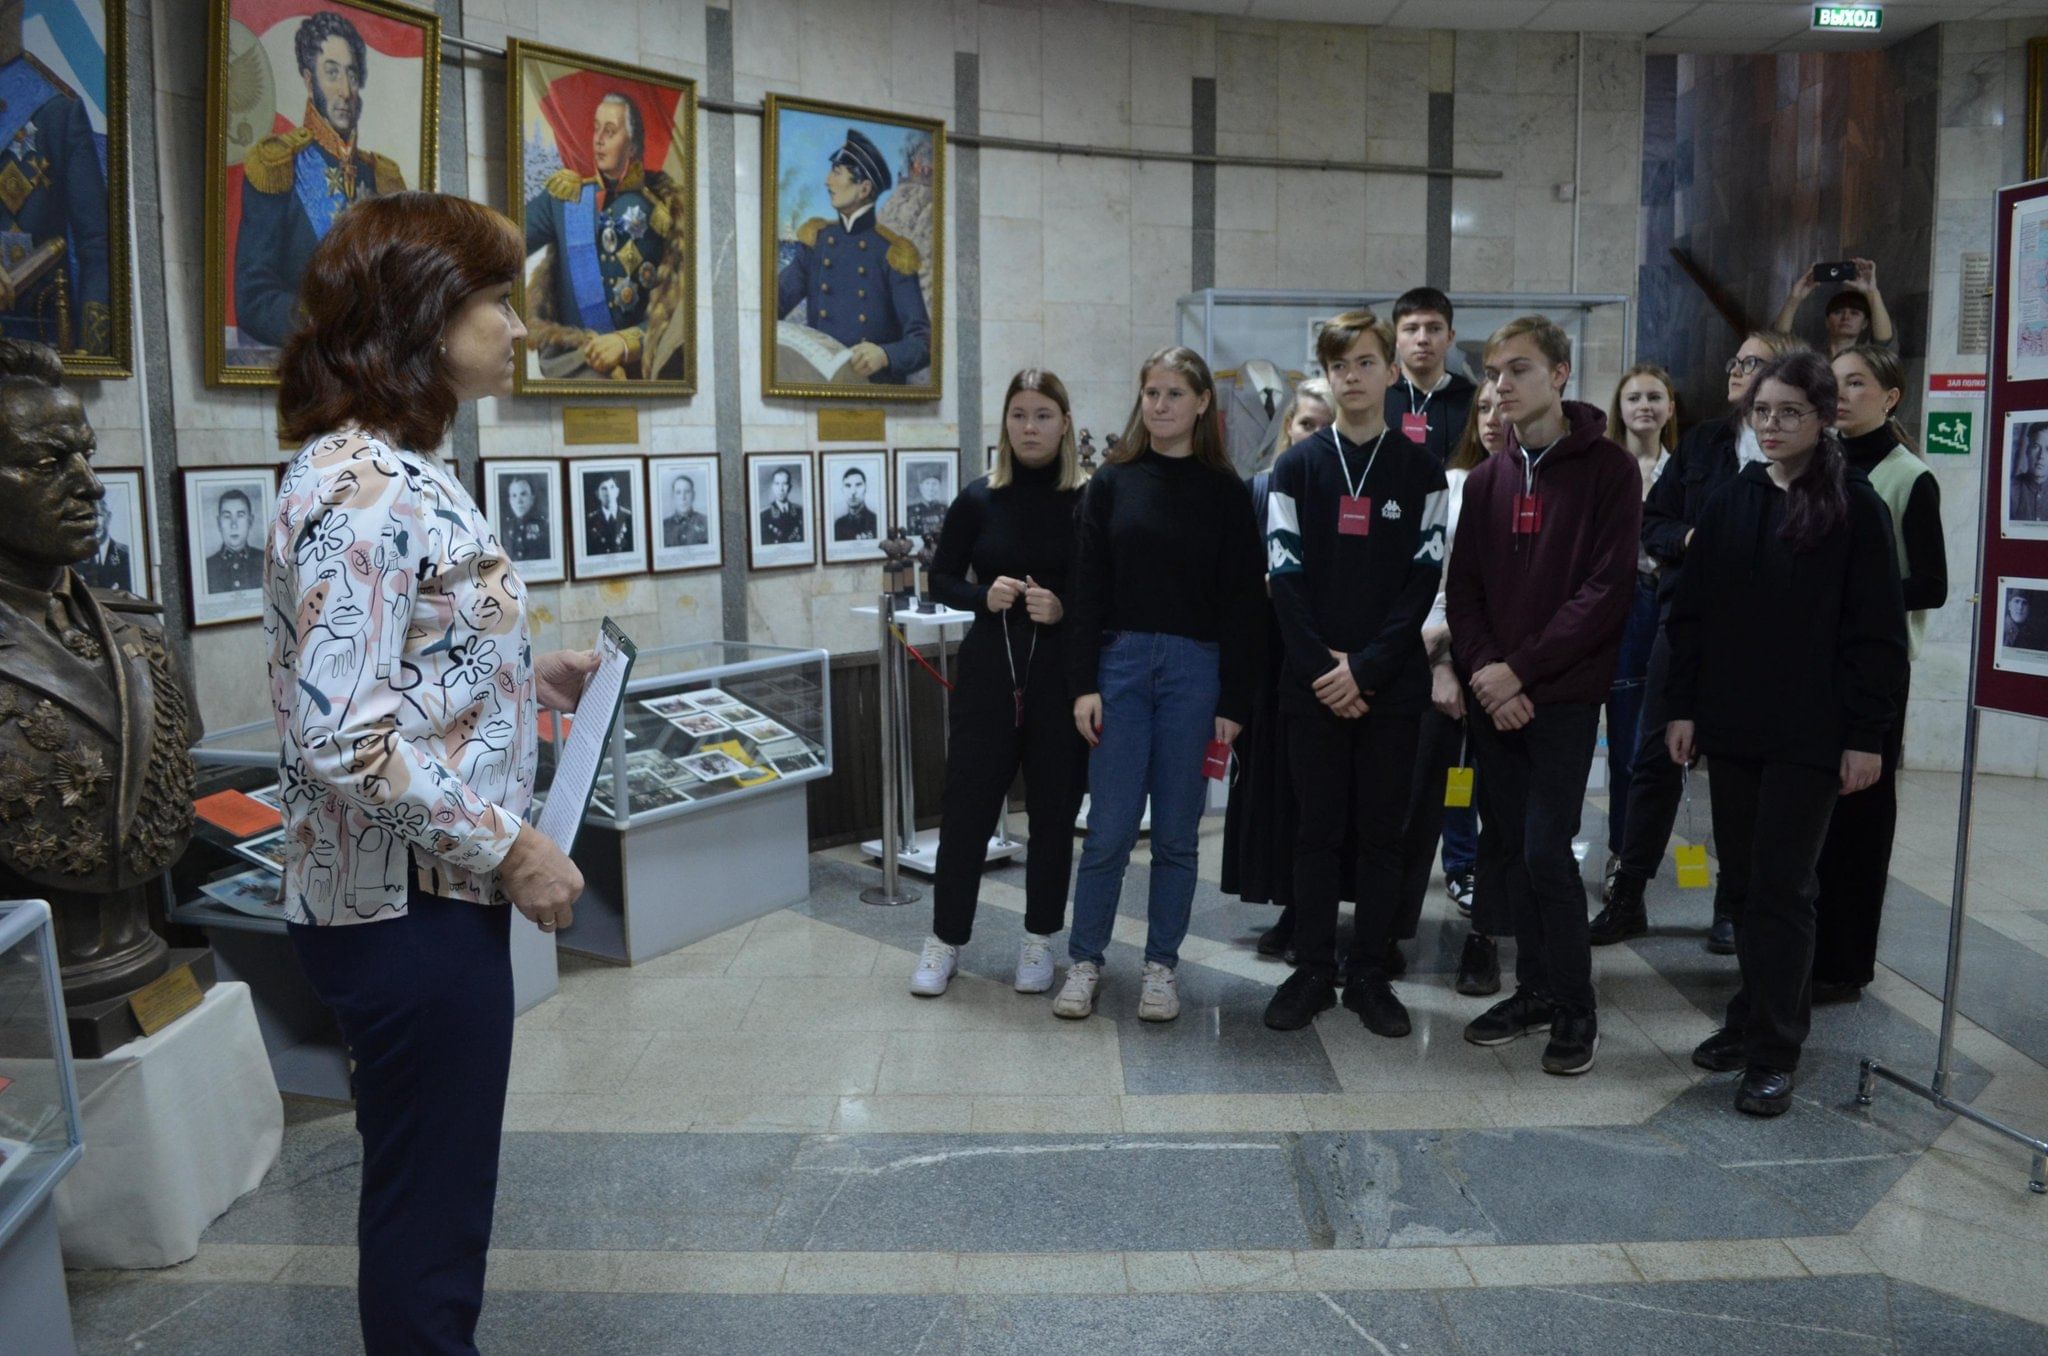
[1592,330,1805,954]
[1664,350,1908,1117]
[1805,345,1947,1006]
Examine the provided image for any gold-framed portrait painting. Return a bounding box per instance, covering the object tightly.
[0,1,131,376]
[762,94,943,402]
[507,40,695,396]
[204,0,438,387]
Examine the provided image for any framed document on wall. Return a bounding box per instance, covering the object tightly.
[506,39,696,396]
[761,94,943,402]
[205,0,439,386]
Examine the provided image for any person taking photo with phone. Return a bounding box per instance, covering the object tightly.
[1773,258,1895,357]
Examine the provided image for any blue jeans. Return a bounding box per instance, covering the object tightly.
[1440,804,1477,877]
[1069,631,1221,968]
[1603,574,1661,854]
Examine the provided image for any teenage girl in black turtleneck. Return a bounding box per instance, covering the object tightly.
[908,369,1088,999]
[1810,344,1947,1004]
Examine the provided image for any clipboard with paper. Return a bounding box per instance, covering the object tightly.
[533,618,637,855]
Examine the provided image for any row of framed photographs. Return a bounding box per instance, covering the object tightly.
[482,448,961,581]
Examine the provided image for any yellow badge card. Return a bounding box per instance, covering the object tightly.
[1444,767,1474,808]
[1674,844,1710,888]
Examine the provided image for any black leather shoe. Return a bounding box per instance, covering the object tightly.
[1705,915,1737,955]
[1588,873,1648,946]
[1691,1026,1745,1072]
[1811,980,1865,1005]
[1463,988,1556,1047]
[1343,971,1412,1038]
[1256,911,1294,958]
[1454,932,1501,997]
[1541,1009,1599,1076]
[1735,1066,1794,1117]
[1264,965,1337,1031]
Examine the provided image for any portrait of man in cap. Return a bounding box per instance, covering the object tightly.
[765,97,943,399]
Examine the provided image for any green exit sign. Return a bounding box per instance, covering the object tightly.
[1814,4,1883,30]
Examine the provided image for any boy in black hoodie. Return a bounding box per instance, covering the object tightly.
[1445,316,1640,1076]
[1263,310,1449,1036]
[1386,288,1479,469]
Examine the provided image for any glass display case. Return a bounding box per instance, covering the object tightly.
[548,641,831,965]
[1175,288,1633,405]
[553,640,833,827]
[0,900,83,1351]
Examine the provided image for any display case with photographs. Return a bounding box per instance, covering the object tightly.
[558,640,833,826]
[0,901,84,1248]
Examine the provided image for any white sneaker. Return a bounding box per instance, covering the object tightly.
[1015,935,1056,993]
[909,936,958,997]
[1052,961,1100,1019]
[1138,961,1180,1022]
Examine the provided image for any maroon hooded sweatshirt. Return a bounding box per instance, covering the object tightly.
[1445,400,1641,705]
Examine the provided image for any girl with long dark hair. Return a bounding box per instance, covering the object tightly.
[1665,351,1908,1116]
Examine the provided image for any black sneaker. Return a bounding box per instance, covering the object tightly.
[1705,915,1737,955]
[1463,989,1556,1047]
[1735,1066,1794,1117]
[1691,1026,1745,1072]
[1255,910,1295,958]
[1541,1009,1599,1076]
[1588,874,1647,946]
[1446,872,1475,915]
[1263,965,1336,1031]
[1454,932,1501,997]
[1343,971,1411,1038]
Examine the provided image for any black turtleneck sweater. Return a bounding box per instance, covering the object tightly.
[928,459,1081,623]
[1840,424,1947,615]
[1065,452,1265,723]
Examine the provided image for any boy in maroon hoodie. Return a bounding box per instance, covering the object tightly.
[1445,316,1640,1075]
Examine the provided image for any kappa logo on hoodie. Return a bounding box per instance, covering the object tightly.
[1381,500,1401,520]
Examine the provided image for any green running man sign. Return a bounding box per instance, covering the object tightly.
[1925,410,1973,456]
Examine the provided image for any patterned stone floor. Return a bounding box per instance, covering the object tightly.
[67,770,2048,1354]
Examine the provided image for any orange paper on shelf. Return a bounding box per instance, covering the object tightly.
[193,790,282,837]
[537,712,573,742]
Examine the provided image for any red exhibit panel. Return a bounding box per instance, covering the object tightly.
[1977,180,2048,720]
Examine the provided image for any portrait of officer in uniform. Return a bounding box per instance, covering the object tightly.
[821,450,887,565]
[208,0,436,381]
[0,0,119,362]
[509,44,695,394]
[833,467,877,542]
[73,499,132,593]
[483,459,563,583]
[662,472,708,548]
[765,97,943,400]
[650,454,720,573]
[899,457,956,539]
[582,472,635,557]
[746,453,813,569]
[183,466,275,625]
[233,11,405,351]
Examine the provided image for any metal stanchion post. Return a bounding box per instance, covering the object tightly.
[861,592,918,907]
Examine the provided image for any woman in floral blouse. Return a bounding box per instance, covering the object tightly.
[266,192,592,1356]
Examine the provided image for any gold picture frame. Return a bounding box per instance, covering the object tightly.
[761,93,944,403]
[506,39,697,397]
[2031,39,2048,181]
[0,1,132,377]
[203,0,440,388]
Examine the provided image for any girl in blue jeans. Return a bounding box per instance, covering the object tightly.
[1056,346,1266,1021]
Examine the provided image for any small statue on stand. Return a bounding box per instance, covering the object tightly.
[879,524,917,604]
[0,341,201,1053]
[1077,429,1098,473]
[916,533,940,613]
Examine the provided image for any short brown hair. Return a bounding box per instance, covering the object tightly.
[277,192,522,452]
[1483,315,1572,368]
[992,367,1082,491]
[1315,309,1395,368]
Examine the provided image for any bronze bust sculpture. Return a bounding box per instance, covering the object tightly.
[0,340,196,1006]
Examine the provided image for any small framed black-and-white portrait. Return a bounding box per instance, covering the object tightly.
[819,449,888,564]
[567,456,647,580]
[483,459,565,584]
[745,452,814,571]
[649,455,723,573]
[894,449,957,544]
[76,469,151,599]
[183,465,279,627]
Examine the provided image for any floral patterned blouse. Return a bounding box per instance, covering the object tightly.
[264,430,536,925]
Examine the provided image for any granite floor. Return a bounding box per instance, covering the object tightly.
[67,769,2048,1354]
